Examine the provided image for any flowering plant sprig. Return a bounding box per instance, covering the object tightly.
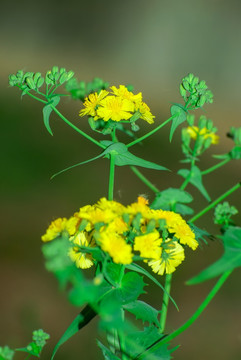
[6,68,241,359]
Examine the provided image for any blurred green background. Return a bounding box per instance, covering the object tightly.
[1,0,241,359]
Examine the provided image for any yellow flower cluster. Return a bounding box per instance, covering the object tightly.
[79,85,155,124]
[41,197,198,275]
[186,126,219,144]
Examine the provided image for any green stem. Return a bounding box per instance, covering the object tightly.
[201,158,230,175]
[130,166,160,193]
[189,182,241,223]
[108,154,116,200]
[23,90,48,105]
[138,270,232,358]
[159,274,172,333]
[50,106,106,149]
[126,116,175,148]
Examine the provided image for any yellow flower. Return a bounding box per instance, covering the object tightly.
[96,96,134,122]
[110,85,142,103]
[135,101,155,124]
[99,231,133,264]
[79,90,109,118]
[97,197,126,216]
[134,229,162,260]
[187,126,219,144]
[68,232,94,269]
[172,221,198,250]
[41,217,67,242]
[148,240,185,275]
[125,196,152,220]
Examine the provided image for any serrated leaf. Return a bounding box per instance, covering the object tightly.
[126,263,179,311]
[51,305,96,360]
[124,326,171,360]
[118,271,146,304]
[123,300,159,327]
[187,227,241,284]
[178,166,211,201]
[170,104,187,141]
[151,188,193,214]
[42,96,60,136]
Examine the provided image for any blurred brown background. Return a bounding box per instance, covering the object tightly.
[1,0,241,359]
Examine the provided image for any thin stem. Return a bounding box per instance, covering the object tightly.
[108,154,116,200]
[201,158,230,175]
[50,106,106,149]
[138,270,232,358]
[159,274,172,333]
[130,166,160,193]
[126,116,175,148]
[22,90,48,105]
[189,182,241,223]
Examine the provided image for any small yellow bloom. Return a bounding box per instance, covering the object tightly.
[41,217,67,242]
[99,231,133,264]
[134,229,162,260]
[135,101,155,124]
[79,90,109,118]
[96,96,134,122]
[110,85,142,103]
[68,232,94,269]
[187,126,219,144]
[148,240,185,275]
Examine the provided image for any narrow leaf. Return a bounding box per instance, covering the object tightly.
[104,142,169,170]
[51,305,96,360]
[170,104,187,141]
[97,340,120,360]
[42,96,60,135]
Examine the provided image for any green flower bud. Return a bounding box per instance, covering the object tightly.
[37,76,44,88]
[52,66,59,75]
[59,67,66,75]
[26,76,36,89]
[33,72,42,84]
[59,72,68,84]
[66,70,74,81]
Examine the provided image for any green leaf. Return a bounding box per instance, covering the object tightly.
[123,300,160,327]
[170,104,187,141]
[42,96,60,136]
[52,141,168,179]
[126,263,179,311]
[187,227,241,284]
[51,305,96,360]
[103,262,123,285]
[104,142,169,170]
[178,166,211,201]
[124,326,172,360]
[97,340,120,360]
[151,188,193,215]
[0,346,15,360]
[118,271,146,304]
[16,342,41,358]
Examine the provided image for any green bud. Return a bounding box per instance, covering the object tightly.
[203,137,212,150]
[59,72,68,84]
[59,67,66,75]
[198,95,206,108]
[52,66,59,75]
[26,76,36,89]
[206,119,213,131]
[16,70,24,80]
[179,84,186,98]
[182,79,190,91]
[230,146,241,159]
[45,71,54,85]
[186,114,194,126]
[198,115,207,129]
[8,74,17,86]
[33,72,42,84]
[37,76,44,88]
[66,70,74,81]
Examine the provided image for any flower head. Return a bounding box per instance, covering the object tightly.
[79,90,109,118]
[99,231,133,264]
[96,96,134,122]
[68,232,94,269]
[187,126,219,144]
